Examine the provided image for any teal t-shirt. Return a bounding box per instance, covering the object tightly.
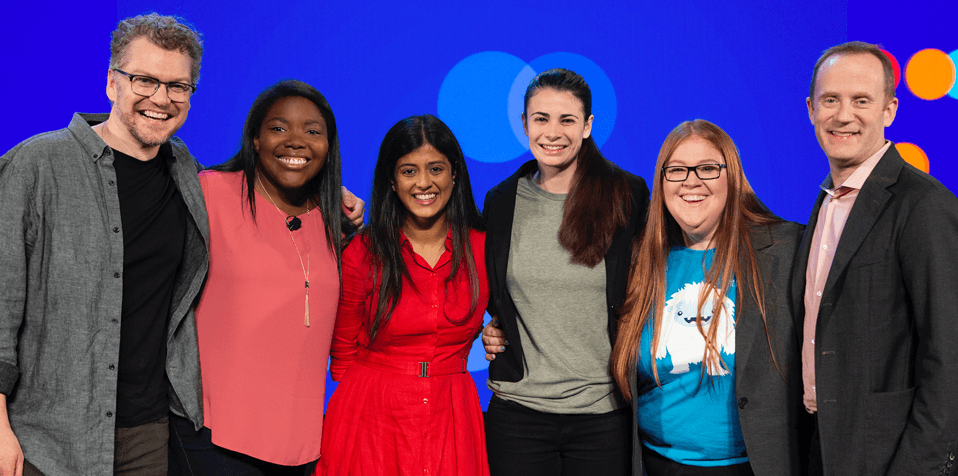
[636,246,747,466]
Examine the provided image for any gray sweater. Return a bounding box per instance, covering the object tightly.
[488,174,622,414]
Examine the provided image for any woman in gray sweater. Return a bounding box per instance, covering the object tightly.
[481,68,649,476]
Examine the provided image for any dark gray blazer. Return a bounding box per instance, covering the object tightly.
[791,144,958,475]
[628,221,805,475]
[482,159,650,383]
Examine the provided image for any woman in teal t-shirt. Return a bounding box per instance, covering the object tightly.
[612,120,804,475]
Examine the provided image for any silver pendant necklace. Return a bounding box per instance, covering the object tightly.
[257,175,311,327]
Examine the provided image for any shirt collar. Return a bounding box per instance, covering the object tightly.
[400,228,455,271]
[70,113,111,162]
[820,140,891,195]
[72,112,175,164]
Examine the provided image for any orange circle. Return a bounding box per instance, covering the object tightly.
[897,142,929,173]
[905,49,956,100]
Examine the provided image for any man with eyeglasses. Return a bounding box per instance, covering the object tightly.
[793,41,958,475]
[0,14,207,475]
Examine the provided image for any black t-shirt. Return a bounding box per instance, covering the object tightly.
[112,146,187,427]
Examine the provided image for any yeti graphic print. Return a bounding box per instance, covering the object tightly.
[657,281,736,375]
[635,246,748,466]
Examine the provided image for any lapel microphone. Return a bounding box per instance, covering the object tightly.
[286,216,302,231]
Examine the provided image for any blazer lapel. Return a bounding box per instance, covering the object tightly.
[736,226,776,377]
[491,186,516,287]
[490,161,538,287]
[818,146,902,326]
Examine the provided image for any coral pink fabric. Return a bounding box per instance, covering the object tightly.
[197,171,338,465]
[318,230,490,476]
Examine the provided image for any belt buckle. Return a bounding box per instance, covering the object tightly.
[419,362,429,378]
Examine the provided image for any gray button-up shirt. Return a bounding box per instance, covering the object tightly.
[0,113,209,475]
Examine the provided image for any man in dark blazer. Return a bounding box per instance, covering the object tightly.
[794,41,958,475]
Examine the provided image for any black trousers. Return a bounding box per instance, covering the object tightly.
[168,413,312,476]
[642,445,755,476]
[806,413,824,476]
[484,396,631,476]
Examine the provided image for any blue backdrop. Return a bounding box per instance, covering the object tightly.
[3,0,956,410]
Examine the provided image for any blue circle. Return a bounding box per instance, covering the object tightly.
[527,53,616,148]
[438,52,530,163]
[508,65,537,149]
[948,49,958,100]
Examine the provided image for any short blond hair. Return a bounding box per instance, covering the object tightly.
[809,41,895,103]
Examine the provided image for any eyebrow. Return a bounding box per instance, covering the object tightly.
[530,111,580,119]
[263,117,325,127]
[398,160,447,167]
[127,70,192,84]
[819,90,875,100]
[666,159,725,167]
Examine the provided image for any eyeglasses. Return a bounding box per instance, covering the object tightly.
[112,69,196,103]
[662,163,727,182]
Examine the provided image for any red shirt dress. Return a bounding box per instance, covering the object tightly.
[318,230,490,475]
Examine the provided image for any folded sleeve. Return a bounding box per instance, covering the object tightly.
[0,148,32,394]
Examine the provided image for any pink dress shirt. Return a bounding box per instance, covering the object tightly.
[802,141,891,412]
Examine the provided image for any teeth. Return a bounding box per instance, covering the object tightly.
[831,131,855,137]
[415,193,437,200]
[279,157,307,165]
[142,111,169,120]
[542,144,565,150]
[683,195,706,202]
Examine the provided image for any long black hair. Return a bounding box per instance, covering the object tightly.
[364,114,484,340]
[214,79,353,268]
[523,68,631,267]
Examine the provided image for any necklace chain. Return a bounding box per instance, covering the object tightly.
[257,175,311,327]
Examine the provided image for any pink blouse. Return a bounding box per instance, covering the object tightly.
[196,171,338,465]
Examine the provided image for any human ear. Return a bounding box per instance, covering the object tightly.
[106,70,118,104]
[883,97,899,127]
[582,114,594,139]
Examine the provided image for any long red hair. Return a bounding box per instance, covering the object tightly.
[611,120,781,400]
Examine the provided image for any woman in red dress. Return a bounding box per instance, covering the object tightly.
[318,115,489,475]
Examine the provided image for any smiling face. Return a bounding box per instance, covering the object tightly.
[253,95,328,201]
[663,137,728,249]
[807,53,898,182]
[393,143,456,231]
[522,88,593,178]
[106,37,192,155]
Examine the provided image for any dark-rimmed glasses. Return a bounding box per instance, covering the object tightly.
[662,163,727,182]
[112,69,196,103]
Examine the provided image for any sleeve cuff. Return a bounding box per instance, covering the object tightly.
[0,361,20,396]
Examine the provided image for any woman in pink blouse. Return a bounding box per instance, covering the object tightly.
[168,80,359,475]
[318,115,489,475]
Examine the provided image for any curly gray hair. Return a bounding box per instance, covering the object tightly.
[109,13,204,84]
